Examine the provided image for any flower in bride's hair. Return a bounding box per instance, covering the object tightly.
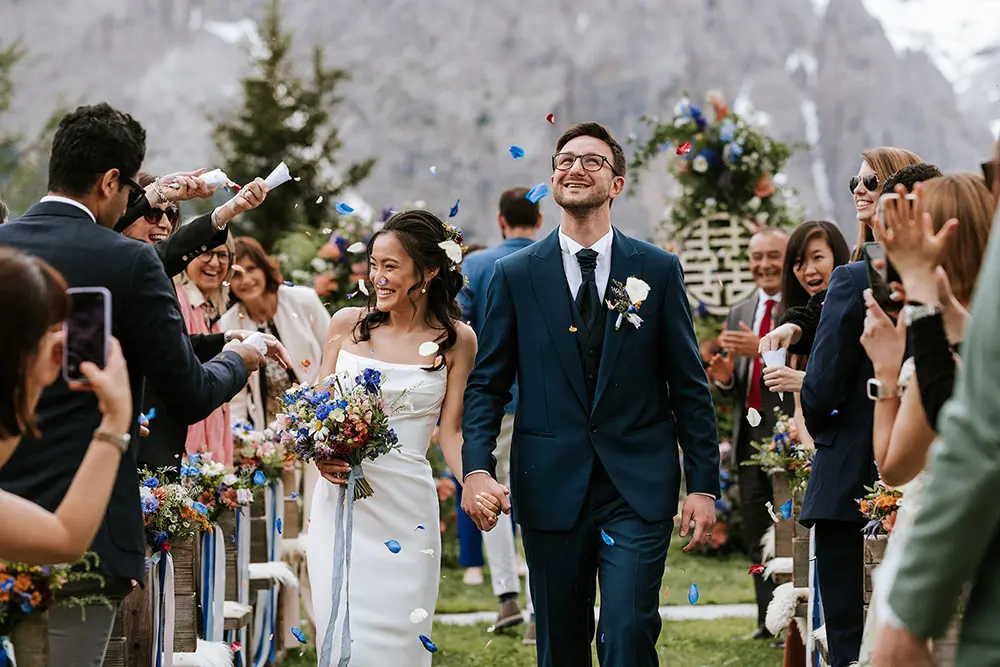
[438,239,463,265]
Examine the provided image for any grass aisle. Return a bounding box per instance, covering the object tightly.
[281,618,783,666]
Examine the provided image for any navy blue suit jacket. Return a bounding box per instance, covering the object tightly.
[461,227,720,531]
[458,237,535,414]
[800,262,879,524]
[0,202,249,581]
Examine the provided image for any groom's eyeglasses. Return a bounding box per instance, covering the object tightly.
[849,174,879,194]
[552,152,620,176]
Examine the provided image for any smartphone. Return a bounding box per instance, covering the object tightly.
[63,287,111,384]
[862,242,901,314]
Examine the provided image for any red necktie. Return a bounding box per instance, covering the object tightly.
[747,299,775,412]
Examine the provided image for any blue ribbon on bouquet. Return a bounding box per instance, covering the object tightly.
[0,635,14,667]
[318,465,364,667]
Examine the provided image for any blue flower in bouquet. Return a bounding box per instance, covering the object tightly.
[309,390,332,406]
[356,368,382,395]
[315,403,332,421]
[153,530,170,548]
[684,105,707,130]
[719,118,737,143]
[724,142,744,163]
[142,476,159,488]
[20,600,32,613]
[141,492,160,515]
[697,148,717,166]
[1,578,13,593]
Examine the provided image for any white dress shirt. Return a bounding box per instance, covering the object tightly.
[752,288,781,335]
[558,226,613,300]
[39,195,96,223]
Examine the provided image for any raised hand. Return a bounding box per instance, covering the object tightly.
[213,177,269,229]
[873,182,957,284]
[860,289,906,378]
[159,169,217,202]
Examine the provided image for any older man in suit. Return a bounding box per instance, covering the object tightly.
[873,213,1000,666]
[0,103,272,667]
[708,226,794,640]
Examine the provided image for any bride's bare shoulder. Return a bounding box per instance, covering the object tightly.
[324,306,366,342]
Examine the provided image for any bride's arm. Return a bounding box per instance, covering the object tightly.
[880,372,938,487]
[436,322,478,482]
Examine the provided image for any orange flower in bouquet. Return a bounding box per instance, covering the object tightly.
[754,173,775,198]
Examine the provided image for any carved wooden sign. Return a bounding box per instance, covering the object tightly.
[673,214,757,317]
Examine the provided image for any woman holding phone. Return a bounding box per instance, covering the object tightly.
[0,248,133,564]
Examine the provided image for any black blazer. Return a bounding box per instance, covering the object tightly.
[800,262,879,525]
[0,201,249,581]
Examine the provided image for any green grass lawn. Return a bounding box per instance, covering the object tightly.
[280,617,782,666]
[437,537,755,614]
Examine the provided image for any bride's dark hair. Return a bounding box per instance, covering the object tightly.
[352,210,464,368]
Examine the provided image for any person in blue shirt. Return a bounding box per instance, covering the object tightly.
[455,186,542,644]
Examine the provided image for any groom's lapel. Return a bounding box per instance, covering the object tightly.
[528,230,589,410]
[592,229,643,413]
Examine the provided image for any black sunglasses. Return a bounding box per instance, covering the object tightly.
[144,206,179,226]
[849,174,879,194]
[119,174,146,208]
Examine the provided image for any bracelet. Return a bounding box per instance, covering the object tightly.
[211,207,227,231]
[150,178,166,205]
[93,430,131,454]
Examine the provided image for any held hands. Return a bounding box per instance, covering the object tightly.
[460,472,512,532]
[759,323,802,354]
[679,493,716,553]
[719,322,759,358]
[225,330,293,369]
[223,340,267,373]
[213,177,269,228]
[762,366,805,394]
[860,289,906,377]
[73,337,133,436]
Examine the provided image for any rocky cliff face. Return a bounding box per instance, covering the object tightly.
[0,0,993,241]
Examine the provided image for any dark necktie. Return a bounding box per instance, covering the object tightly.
[575,248,600,327]
[747,298,775,411]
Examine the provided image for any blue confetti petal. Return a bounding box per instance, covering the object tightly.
[779,498,793,520]
[290,492,299,500]
[230,535,236,543]
[276,518,283,534]
[191,502,209,516]
[509,145,525,159]
[139,408,156,425]
[283,280,294,287]
[385,539,402,554]
[415,524,425,531]
[526,183,549,204]
[290,627,307,644]
[600,529,614,546]
[688,583,699,605]
[449,200,460,218]
[831,409,839,416]
[253,470,266,485]
[418,635,438,653]
[334,202,355,215]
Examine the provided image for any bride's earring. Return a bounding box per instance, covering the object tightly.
[421,287,427,294]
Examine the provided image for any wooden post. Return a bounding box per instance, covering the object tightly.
[863,535,888,624]
[121,570,153,667]
[171,537,198,653]
[9,610,49,667]
[792,490,809,588]
[218,510,239,602]
[770,470,794,587]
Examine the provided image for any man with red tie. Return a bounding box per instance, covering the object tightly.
[707,226,793,640]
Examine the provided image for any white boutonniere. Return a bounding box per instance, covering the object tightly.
[606,276,650,330]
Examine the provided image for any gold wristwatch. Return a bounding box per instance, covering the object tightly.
[93,430,131,454]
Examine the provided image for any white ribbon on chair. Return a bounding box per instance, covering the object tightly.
[251,480,283,667]
[0,635,17,667]
[201,527,227,641]
[224,506,252,667]
[150,552,176,667]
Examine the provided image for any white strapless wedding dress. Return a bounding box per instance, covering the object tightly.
[306,350,445,666]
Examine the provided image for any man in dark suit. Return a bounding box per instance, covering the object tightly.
[800,261,880,667]
[0,103,267,667]
[461,122,720,667]
[709,226,794,640]
[458,186,542,640]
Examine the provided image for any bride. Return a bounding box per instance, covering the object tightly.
[305,210,499,666]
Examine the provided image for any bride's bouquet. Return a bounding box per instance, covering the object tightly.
[275,368,401,500]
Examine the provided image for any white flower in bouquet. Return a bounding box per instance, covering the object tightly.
[222,473,239,486]
[236,489,253,504]
[310,257,328,273]
[692,155,709,173]
[755,211,770,224]
[748,196,762,211]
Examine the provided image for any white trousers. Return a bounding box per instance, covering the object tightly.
[483,413,523,598]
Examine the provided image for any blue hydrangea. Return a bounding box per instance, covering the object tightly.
[142,476,159,488]
[315,404,332,421]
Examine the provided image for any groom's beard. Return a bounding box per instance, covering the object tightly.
[553,183,611,216]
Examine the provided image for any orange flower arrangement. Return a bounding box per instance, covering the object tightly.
[858,480,903,536]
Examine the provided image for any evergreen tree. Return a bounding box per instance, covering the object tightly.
[0,42,25,186]
[213,0,374,251]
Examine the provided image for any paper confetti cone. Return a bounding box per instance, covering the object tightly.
[264,161,292,190]
[762,349,787,400]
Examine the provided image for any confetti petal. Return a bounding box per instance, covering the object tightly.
[253,470,266,485]
[546,113,555,124]
[676,142,692,155]
[301,359,311,369]
[419,548,435,556]
[290,627,307,644]
[230,641,242,652]
[831,409,840,416]
[290,492,299,500]
[358,279,370,296]
[418,341,440,357]
[568,325,578,333]
[687,583,699,605]
[509,145,525,159]
[747,407,761,427]
[385,539,402,554]
[600,529,614,546]
[779,498,793,520]
[526,183,549,204]
[315,196,324,204]
[335,202,355,215]
[409,608,428,624]
[283,280,294,287]
[347,241,366,253]
[429,166,437,176]
[748,564,765,575]
[418,635,438,653]
[415,524,425,531]
[276,518,283,534]
[449,200,460,218]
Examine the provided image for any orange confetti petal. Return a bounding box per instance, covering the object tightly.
[301,359,311,368]
[569,326,578,333]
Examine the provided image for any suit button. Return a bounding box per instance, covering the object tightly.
[181,255,188,261]
[590,425,598,433]
[587,373,595,381]
[201,245,208,251]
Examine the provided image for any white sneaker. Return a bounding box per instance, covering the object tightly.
[463,567,484,586]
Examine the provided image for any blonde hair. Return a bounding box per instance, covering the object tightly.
[851,147,923,261]
[918,173,995,306]
[174,233,235,317]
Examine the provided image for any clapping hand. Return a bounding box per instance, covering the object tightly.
[719,322,759,358]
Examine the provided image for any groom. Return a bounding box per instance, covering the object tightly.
[461,122,720,666]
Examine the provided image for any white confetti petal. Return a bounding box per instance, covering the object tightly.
[358,279,369,296]
[347,242,367,254]
[747,407,761,427]
[316,196,324,204]
[419,548,435,556]
[418,342,439,357]
[438,240,463,264]
[409,608,429,624]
